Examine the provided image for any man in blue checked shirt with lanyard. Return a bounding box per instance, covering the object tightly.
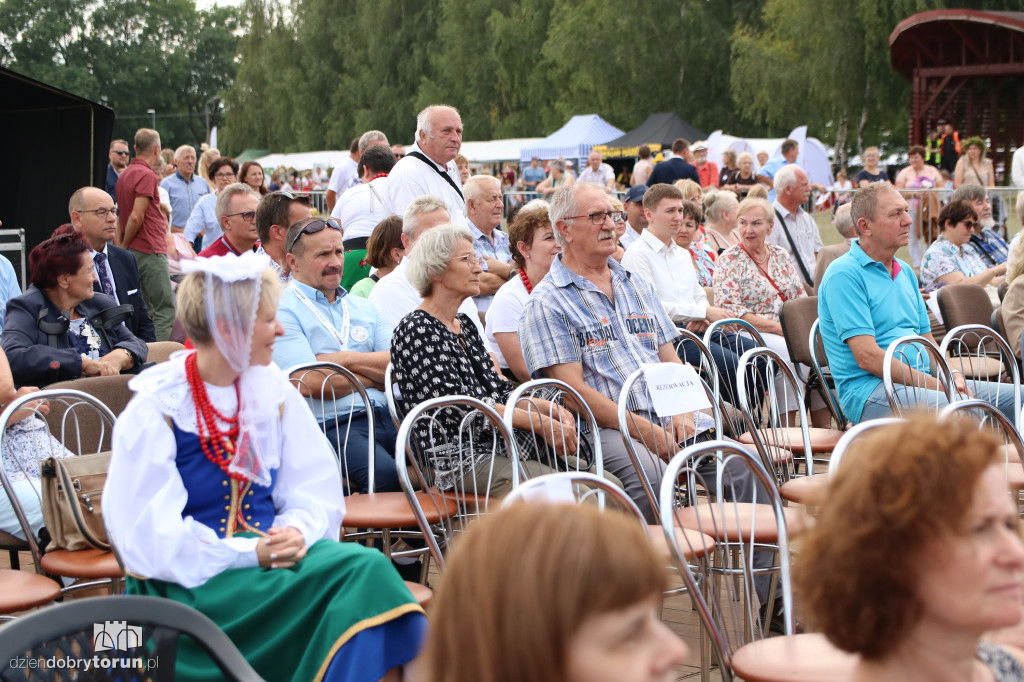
[272,216,399,493]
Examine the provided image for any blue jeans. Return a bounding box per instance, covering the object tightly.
[676,330,769,411]
[320,405,400,493]
[859,378,1017,424]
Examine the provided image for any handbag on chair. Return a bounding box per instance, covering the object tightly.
[40,453,111,551]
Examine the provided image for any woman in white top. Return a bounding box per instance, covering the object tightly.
[484,200,561,382]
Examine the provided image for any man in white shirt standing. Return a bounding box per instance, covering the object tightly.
[331,145,397,289]
[577,150,616,194]
[621,183,762,406]
[368,195,484,337]
[1012,143,1024,189]
[769,163,822,287]
[387,105,467,224]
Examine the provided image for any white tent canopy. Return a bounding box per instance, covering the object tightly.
[255,137,544,174]
[704,127,835,188]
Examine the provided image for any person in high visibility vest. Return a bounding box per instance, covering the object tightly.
[925,124,943,167]
[939,123,961,176]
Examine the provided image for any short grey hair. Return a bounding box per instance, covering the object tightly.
[416,104,460,139]
[950,183,987,205]
[174,144,196,161]
[464,175,500,204]
[774,163,800,193]
[402,195,450,241]
[407,223,474,297]
[833,202,856,239]
[738,151,754,165]
[851,181,899,227]
[358,130,388,152]
[549,182,605,248]
[216,183,260,222]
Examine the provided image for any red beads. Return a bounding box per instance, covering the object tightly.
[185,352,246,483]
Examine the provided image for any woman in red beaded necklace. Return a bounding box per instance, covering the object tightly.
[485,200,561,382]
[105,252,428,681]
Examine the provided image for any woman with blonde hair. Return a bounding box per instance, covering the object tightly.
[425,502,688,682]
[673,178,702,202]
[954,137,995,189]
[796,416,1024,680]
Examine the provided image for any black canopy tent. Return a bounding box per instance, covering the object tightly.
[0,67,115,281]
[593,113,707,159]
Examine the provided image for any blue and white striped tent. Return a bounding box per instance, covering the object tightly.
[519,114,625,167]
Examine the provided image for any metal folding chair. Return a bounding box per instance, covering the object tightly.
[940,324,1021,434]
[395,395,519,571]
[882,334,957,416]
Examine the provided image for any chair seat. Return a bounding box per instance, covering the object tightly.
[344,492,458,528]
[730,633,859,682]
[673,502,810,542]
[0,569,62,613]
[39,549,123,579]
[738,427,844,454]
[403,580,433,608]
[647,524,716,560]
[779,474,828,505]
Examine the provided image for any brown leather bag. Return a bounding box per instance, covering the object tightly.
[40,452,111,551]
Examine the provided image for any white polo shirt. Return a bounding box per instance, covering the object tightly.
[386,143,467,225]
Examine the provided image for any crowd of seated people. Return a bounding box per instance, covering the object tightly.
[7,111,1024,682]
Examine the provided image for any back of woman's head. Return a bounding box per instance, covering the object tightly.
[796,416,1001,660]
[704,188,737,223]
[365,215,404,269]
[426,503,666,682]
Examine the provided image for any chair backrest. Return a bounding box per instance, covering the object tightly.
[674,328,740,435]
[145,341,186,364]
[0,595,264,681]
[503,379,604,480]
[937,283,995,330]
[0,389,118,567]
[940,324,1021,434]
[704,318,767,351]
[502,471,646,522]
[617,365,723,524]
[659,440,793,676]
[940,399,1024,490]
[882,335,956,416]
[808,318,848,428]
[827,417,906,480]
[384,362,404,430]
[779,295,818,367]
[735,347,813,490]
[286,362,375,495]
[46,374,134,420]
[395,395,520,570]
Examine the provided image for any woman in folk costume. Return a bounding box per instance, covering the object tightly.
[104,251,426,682]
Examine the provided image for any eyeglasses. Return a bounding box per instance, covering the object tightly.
[112,151,129,156]
[77,207,119,219]
[224,211,257,223]
[453,254,485,267]
[213,171,237,179]
[564,210,626,225]
[287,218,341,253]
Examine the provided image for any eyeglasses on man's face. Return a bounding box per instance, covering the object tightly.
[78,207,119,219]
[224,211,257,224]
[565,210,626,225]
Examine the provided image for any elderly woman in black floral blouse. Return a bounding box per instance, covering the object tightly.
[391,224,578,495]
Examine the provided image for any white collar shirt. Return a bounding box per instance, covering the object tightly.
[620,229,708,323]
[769,199,823,285]
[385,143,467,225]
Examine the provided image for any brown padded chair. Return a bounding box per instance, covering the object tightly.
[146,341,186,364]
[937,283,994,331]
[0,569,61,616]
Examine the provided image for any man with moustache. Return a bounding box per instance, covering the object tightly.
[273,215,399,493]
[950,183,1009,266]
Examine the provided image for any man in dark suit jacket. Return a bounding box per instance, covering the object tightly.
[68,187,157,342]
[645,137,700,187]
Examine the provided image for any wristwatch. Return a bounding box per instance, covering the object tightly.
[507,267,518,281]
[121,347,135,365]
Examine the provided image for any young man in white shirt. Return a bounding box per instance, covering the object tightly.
[621,183,762,407]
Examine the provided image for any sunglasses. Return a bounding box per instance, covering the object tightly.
[112,151,130,156]
[287,218,341,253]
[269,190,295,222]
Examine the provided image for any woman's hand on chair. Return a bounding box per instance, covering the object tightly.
[540,414,578,457]
[257,526,308,569]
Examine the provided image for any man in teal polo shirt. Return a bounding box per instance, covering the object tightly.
[818,182,1014,423]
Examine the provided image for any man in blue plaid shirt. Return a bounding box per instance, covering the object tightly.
[952,184,1009,265]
